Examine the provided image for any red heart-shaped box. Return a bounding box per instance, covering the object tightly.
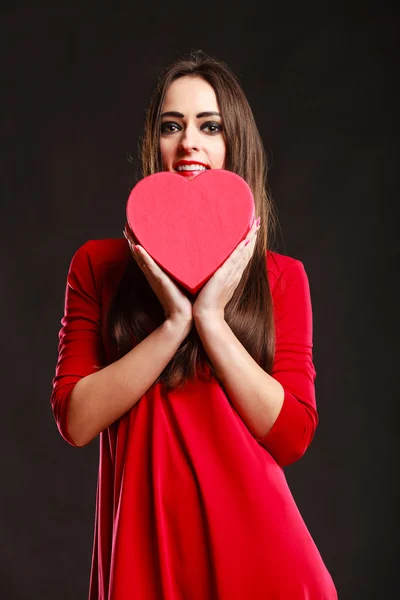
[126,169,255,293]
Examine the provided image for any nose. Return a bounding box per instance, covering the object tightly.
[178,124,201,153]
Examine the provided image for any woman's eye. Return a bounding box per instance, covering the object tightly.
[161,122,181,134]
[201,121,223,134]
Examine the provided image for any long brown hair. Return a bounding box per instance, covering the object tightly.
[108,51,279,391]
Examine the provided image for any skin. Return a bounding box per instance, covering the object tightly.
[124,75,260,321]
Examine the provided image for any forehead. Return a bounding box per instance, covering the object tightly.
[162,76,220,113]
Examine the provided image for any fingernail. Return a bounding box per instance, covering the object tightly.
[245,239,250,246]
[255,216,261,227]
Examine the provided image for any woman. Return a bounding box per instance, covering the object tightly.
[51,51,338,599]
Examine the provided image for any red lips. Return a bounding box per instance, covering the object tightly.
[174,159,210,169]
[174,159,210,178]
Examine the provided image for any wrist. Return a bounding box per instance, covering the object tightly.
[165,315,193,337]
[193,309,225,327]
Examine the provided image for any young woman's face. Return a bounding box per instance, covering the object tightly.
[159,76,226,180]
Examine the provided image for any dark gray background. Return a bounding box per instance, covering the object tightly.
[1,4,398,599]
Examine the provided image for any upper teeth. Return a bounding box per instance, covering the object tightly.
[176,164,207,171]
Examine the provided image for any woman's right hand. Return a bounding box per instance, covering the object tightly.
[123,225,193,331]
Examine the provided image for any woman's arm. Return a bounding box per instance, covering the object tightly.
[50,240,192,448]
[68,317,190,447]
[194,259,318,467]
[194,317,285,439]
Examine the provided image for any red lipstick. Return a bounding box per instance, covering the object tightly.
[174,159,210,169]
[173,159,210,179]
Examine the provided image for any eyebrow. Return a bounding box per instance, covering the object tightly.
[160,111,222,119]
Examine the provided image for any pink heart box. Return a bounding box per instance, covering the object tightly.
[125,169,255,294]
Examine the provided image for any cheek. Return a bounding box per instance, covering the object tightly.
[159,140,175,169]
[215,139,226,168]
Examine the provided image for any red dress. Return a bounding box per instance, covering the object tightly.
[51,238,338,600]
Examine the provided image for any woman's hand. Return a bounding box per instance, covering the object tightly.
[123,225,193,330]
[192,217,260,322]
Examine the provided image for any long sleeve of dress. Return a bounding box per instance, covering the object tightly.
[254,259,318,467]
[50,241,104,447]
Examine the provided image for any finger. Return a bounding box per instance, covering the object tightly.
[123,232,134,254]
[249,215,259,231]
[242,217,260,246]
[123,228,131,243]
[123,225,140,247]
[248,227,260,251]
[241,226,259,262]
[251,216,261,235]
[134,245,149,261]
[135,246,165,277]
[248,217,261,242]
[123,233,145,270]
[123,228,137,251]
[123,232,138,260]
[132,245,149,270]
[223,238,250,275]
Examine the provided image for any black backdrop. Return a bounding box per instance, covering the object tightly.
[1,4,398,599]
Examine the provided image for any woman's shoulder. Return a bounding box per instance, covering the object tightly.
[266,249,307,296]
[67,238,130,292]
[76,237,130,266]
[266,248,304,277]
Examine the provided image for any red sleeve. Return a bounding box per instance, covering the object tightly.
[254,259,318,466]
[50,241,105,447]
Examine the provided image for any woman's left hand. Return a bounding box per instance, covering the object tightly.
[192,217,261,322]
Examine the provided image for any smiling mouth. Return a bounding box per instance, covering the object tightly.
[172,160,211,177]
[175,164,209,172]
